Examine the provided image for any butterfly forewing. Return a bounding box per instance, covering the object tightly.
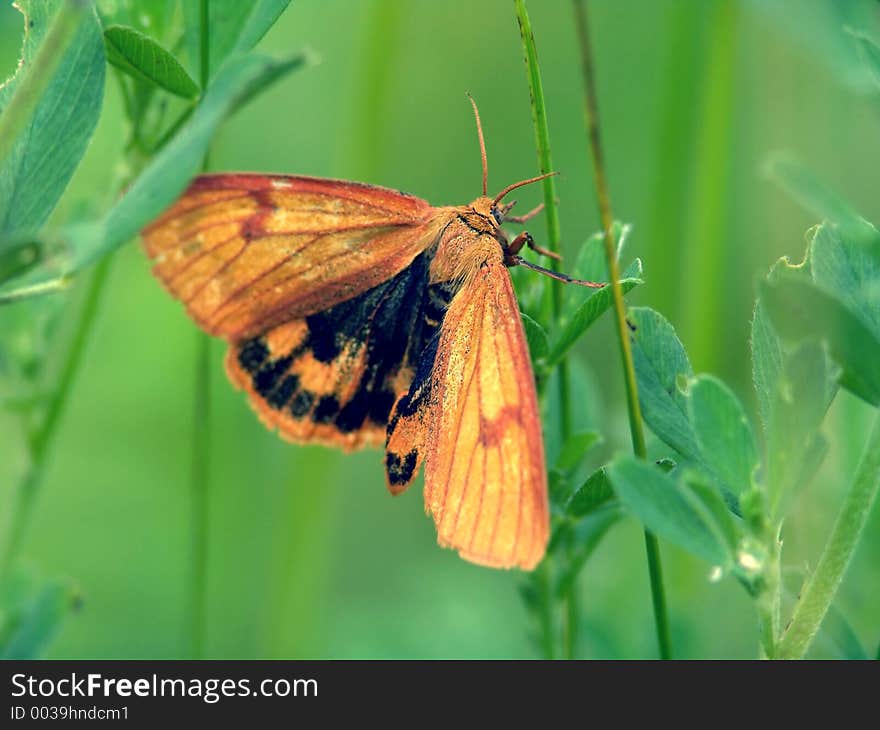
[142,174,446,341]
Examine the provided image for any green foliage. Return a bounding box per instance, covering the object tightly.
[520,224,643,374]
[608,457,737,569]
[566,466,613,518]
[72,52,306,271]
[553,506,621,599]
[104,25,199,99]
[847,27,880,90]
[555,430,601,476]
[764,155,870,242]
[545,258,642,369]
[0,566,78,660]
[0,1,105,239]
[0,0,300,661]
[521,312,549,365]
[812,223,880,336]
[688,375,758,496]
[0,40,306,291]
[183,0,293,79]
[628,307,700,464]
[615,191,880,657]
[761,254,880,409]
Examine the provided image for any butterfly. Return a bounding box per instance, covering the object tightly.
[141,99,600,570]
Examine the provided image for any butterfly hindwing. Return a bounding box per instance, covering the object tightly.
[142,174,449,341]
[227,249,455,450]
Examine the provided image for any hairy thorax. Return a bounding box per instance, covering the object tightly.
[428,196,507,286]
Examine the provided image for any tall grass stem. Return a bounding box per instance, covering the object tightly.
[776,413,880,659]
[188,0,213,660]
[573,0,671,660]
[514,0,572,658]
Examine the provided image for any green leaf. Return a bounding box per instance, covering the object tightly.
[555,505,621,598]
[104,25,200,99]
[752,254,823,428]
[541,357,601,468]
[561,222,631,318]
[848,27,880,91]
[760,273,880,406]
[628,307,700,463]
[764,154,874,244]
[554,430,601,475]
[811,222,880,339]
[545,258,642,368]
[88,53,305,266]
[812,602,868,660]
[766,341,837,516]
[0,567,78,659]
[566,466,614,518]
[751,296,785,434]
[0,0,105,239]
[682,473,741,558]
[521,312,548,366]
[688,375,758,494]
[510,263,543,323]
[607,456,734,567]
[185,0,293,78]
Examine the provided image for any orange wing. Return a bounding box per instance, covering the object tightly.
[142,174,447,341]
[386,248,549,570]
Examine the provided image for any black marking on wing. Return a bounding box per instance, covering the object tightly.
[386,448,419,486]
[383,281,457,486]
[233,249,461,438]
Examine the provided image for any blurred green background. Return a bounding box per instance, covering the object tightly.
[1,0,879,659]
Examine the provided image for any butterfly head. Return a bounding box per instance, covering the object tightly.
[464,97,602,288]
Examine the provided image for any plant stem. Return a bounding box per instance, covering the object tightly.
[756,531,782,659]
[190,333,211,658]
[514,0,571,658]
[0,0,89,170]
[776,412,880,660]
[535,560,556,660]
[1,257,112,575]
[200,0,210,90]
[513,0,570,435]
[573,0,671,660]
[562,539,578,659]
[188,0,212,660]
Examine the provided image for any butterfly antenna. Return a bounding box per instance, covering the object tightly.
[467,93,488,196]
[493,172,557,206]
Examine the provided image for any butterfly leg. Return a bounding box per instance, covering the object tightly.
[506,231,561,261]
[509,255,605,288]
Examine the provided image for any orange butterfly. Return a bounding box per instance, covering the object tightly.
[141,100,599,570]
